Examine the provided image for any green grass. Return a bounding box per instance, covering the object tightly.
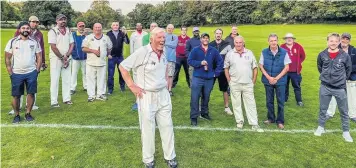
[2,24,356,167]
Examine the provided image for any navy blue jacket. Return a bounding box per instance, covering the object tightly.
[261,47,288,86]
[344,45,356,80]
[185,36,201,57]
[188,45,223,79]
[107,30,129,57]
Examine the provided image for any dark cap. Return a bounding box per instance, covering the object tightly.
[341,33,351,40]
[17,21,30,29]
[56,14,67,20]
[201,33,210,38]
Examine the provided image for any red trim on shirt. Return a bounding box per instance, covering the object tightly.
[329,52,339,60]
[201,45,208,54]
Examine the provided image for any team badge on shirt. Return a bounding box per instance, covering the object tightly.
[30,45,35,50]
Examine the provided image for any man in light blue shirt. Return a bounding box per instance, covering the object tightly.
[165,24,178,96]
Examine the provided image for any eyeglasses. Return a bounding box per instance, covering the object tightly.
[78,25,85,27]
[30,21,39,23]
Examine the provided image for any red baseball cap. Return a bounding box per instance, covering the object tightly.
[77,22,85,28]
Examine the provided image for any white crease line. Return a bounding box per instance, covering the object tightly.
[1,124,355,134]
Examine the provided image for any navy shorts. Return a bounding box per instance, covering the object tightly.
[11,70,38,97]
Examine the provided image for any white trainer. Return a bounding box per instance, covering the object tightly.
[252,125,264,132]
[8,109,15,115]
[236,122,244,129]
[224,107,233,115]
[343,132,354,143]
[314,126,325,136]
[32,105,39,110]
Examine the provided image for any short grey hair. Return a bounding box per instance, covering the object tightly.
[327,33,340,41]
[268,33,278,41]
[150,27,165,39]
[234,35,245,43]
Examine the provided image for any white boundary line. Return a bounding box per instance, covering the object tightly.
[1,123,356,134]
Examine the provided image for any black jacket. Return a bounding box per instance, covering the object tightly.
[224,33,240,48]
[107,30,129,57]
[341,44,356,80]
[209,40,232,59]
[317,49,352,89]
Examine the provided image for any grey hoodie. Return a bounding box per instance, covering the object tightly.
[317,48,352,89]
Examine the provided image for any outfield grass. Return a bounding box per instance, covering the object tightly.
[1,24,356,167]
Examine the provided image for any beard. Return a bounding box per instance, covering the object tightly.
[21,31,30,37]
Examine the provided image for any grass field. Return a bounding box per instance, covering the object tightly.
[1,24,356,167]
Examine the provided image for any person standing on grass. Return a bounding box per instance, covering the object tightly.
[130,23,148,55]
[314,33,353,143]
[173,26,190,88]
[5,22,42,123]
[188,33,223,126]
[326,33,356,122]
[82,23,113,102]
[142,22,158,46]
[225,25,240,48]
[225,36,263,132]
[209,28,233,115]
[8,16,46,115]
[48,14,74,107]
[106,22,129,94]
[280,33,306,107]
[259,33,291,130]
[119,27,178,168]
[70,22,87,95]
[185,27,201,87]
[130,22,158,111]
[165,24,178,96]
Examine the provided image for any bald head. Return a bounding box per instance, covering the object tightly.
[93,23,102,35]
[150,22,158,31]
[166,24,174,34]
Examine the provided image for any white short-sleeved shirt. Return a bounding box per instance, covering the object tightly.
[48,26,74,59]
[120,45,168,92]
[224,48,257,84]
[82,34,113,67]
[4,36,42,74]
[259,48,291,65]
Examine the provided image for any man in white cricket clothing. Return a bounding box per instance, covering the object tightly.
[119,27,178,168]
[82,23,112,102]
[48,14,74,107]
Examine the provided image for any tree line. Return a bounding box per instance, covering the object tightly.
[1,1,356,29]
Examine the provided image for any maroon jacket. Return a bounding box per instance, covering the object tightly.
[280,42,305,74]
[14,29,45,63]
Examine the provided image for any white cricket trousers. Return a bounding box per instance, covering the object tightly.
[327,81,356,118]
[137,88,176,164]
[71,59,87,91]
[50,57,71,105]
[229,82,259,125]
[86,64,106,98]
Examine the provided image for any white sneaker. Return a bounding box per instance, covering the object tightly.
[314,126,325,136]
[343,132,354,142]
[96,95,107,101]
[252,125,264,132]
[8,109,15,115]
[224,107,233,115]
[236,122,244,129]
[32,105,39,110]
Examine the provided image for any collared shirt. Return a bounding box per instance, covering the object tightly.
[5,36,42,74]
[48,26,74,59]
[82,34,113,66]
[120,45,168,92]
[224,48,257,84]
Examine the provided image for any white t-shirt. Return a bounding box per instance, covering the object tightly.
[130,31,148,54]
[48,26,74,59]
[4,36,42,74]
[82,34,113,67]
[120,45,168,92]
[224,48,257,84]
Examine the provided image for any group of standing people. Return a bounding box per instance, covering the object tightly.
[5,14,356,167]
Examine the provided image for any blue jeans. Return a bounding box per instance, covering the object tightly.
[107,56,125,92]
[286,72,302,103]
[264,84,286,124]
[190,77,214,119]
